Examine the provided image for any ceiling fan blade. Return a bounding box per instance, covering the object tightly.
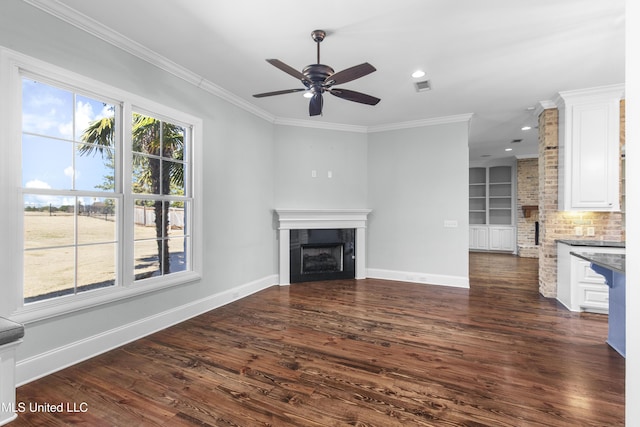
[253,88,306,98]
[309,92,323,116]
[266,59,312,84]
[329,88,380,106]
[326,63,376,86]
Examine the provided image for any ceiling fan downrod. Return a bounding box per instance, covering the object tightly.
[311,30,326,64]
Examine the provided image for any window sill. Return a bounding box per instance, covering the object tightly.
[10,271,202,324]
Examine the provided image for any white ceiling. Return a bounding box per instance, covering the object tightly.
[32,0,625,161]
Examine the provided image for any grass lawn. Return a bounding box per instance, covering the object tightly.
[23,212,185,299]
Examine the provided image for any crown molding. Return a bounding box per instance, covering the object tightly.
[534,100,557,117]
[557,83,625,103]
[273,117,368,133]
[515,153,539,160]
[23,0,276,123]
[24,0,474,135]
[367,113,474,133]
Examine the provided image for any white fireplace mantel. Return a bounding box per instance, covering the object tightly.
[275,209,371,285]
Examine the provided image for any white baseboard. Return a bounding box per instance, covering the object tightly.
[367,268,469,288]
[16,274,278,386]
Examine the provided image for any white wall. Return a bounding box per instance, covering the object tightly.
[274,125,368,209]
[367,123,470,287]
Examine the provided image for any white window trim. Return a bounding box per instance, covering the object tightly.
[0,47,203,323]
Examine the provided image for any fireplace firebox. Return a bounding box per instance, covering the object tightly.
[290,229,355,283]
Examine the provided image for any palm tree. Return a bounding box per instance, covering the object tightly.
[79,112,185,276]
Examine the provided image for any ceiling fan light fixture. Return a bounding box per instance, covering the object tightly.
[303,91,313,98]
[412,70,426,78]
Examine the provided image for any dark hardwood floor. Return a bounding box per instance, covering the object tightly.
[13,253,624,426]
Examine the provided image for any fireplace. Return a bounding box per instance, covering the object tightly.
[302,244,343,274]
[274,209,371,285]
[290,229,355,283]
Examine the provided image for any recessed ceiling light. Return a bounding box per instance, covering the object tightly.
[521,126,532,131]
[412,70,426,78]
[505,148,513,152]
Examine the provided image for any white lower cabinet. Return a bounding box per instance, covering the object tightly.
[489,227,514,251]
[470,226,514,252]
[469,226,489,250]
[557,242,624,313]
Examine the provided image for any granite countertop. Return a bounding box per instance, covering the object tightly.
[570,251,626,274]
[557,239,625,248]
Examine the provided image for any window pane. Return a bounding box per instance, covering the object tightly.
[74,95,115,142]
[24,195,75,249]
[22,79,73,139]
[162,124,184,160]
[164,160,186,196]
[77,243,116,291]
[132,113,160,156]
[22,134,73,190]
[24,247,74,302]
[77,197,117,244]
[134,239,161,280]
[167,204,186,238]
[132,154,160,194]
[168,237,187,273]
[75,143,115,192]
[134,200,166,240]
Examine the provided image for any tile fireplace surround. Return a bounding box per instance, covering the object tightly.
[275,209,371,285]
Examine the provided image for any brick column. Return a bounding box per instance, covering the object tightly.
[538,108,559,297]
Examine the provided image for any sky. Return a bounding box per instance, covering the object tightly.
[22,78,114,208]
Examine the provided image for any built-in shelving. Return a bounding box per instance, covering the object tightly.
[469,167,486,225]
[469,165,515,252]
[488,166,512,225]
[469,166,513,226]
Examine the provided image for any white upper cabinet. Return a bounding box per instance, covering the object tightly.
[556,85,624,211]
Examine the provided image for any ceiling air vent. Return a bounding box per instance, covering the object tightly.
[414,80,431,92]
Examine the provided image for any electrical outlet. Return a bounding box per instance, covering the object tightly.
[586,227,595,236]
[574,226,583,236]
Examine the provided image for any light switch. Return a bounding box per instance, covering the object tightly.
[327,171,333,178]
[444,220,458,228]
[311,170,317,178]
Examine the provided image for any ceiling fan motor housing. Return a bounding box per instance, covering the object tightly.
[302,64,335,92]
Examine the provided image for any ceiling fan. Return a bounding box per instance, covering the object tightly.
[253,30,380,116]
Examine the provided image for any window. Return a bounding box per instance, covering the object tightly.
[1,48,202,320]
[130,111,191,280]
[22,79,119,303]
